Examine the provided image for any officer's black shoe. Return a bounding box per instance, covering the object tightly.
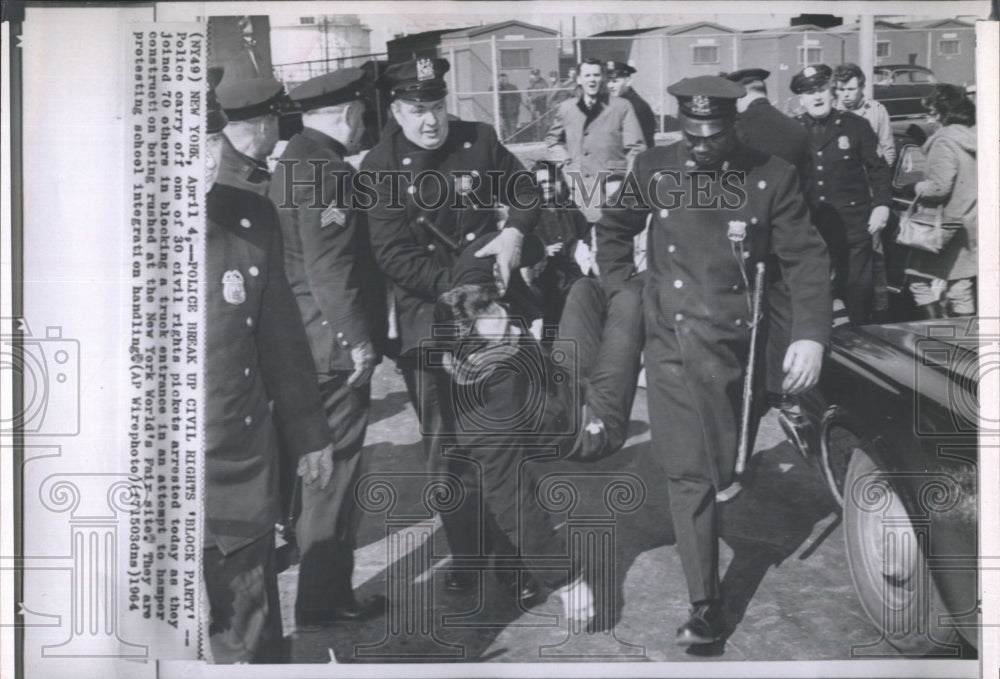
[497,571,543,605]
[444,570,476,593]
[675,600,725,646]
[296,595,386,631]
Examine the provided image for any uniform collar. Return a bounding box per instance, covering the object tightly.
[300,126,348,159]
[216,135,271,196]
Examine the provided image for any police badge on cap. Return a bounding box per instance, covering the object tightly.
[378,57,451,102]
[790,64,833,94]
[667,76,745,136]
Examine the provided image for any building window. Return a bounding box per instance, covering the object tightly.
[692,45,719,65]
[797,46,824,65]
[299,16,315,24]
[876,41,890,58]
[939,39,960,56]
[499,49,531,69]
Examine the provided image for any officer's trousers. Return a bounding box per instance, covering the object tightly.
[203,530,283,663]
[294,371,370,624]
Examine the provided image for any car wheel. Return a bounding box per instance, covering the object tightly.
[819,407,857,507]
[843,445,964,655]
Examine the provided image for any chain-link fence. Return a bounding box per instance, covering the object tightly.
[270,23,975,146]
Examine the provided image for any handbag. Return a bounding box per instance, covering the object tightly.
[895,192,963,254]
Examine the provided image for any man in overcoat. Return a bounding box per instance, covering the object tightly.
[269,68,387,629]
[360,57,540,597]
[545,57,646,223]
[597,75,831,645]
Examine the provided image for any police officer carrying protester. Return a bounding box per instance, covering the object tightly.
[546,57,646,223]
[792,64,891,326]
[598,75,831,646]
[216,75,287,194]
[605,60,657,149]
[268,68,387,630]
[203,68,334,663]
[360,57,540,596]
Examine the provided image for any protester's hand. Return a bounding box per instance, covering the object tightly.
[573,241,594,276]
[297,443,334,489]
[348,339,377,388]
[546,242,564,256]
[867,205,890,235]
[475,227,523,289]
[782,339,825,394]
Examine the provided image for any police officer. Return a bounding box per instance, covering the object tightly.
[605,61,657,149]
[360,57,540,595]
[598,76,831,645]
[268,68,386,629]
[724,68,808,176]
[792,64,891,326]
[545,57,646,223]
[204,68,333,663]
[216,75,287,194]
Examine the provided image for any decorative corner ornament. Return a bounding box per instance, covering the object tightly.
[416,58,435,81]
[728,220,747,243]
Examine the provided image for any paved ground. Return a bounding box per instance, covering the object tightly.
[277,360,883,664]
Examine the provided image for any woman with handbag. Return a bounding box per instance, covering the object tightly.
[904,84,977,318]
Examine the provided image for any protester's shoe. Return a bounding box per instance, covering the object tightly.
[497,570,543,605]
[675,600,725,646]
[444,570,476,593]
[778,400,815,460]
[296,595,386,631]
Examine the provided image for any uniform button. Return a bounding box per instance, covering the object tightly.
[402,157,412,166]
[735,318,743,327]
[732,284,740,291]
[674,313,684,322]
[843,154,850,159]
[816,165,824,171]
[850,200,856,206]
[817,151,823,157]
[667,244,676,253]
[407,185,417,194]
[244,415,253,426]
[817,181,824,186]
[743,251,751,259]
[466,232,476,241]
[685,159,695,167]
[244,367,250,377]
[427,243,436,251]
[659,209,669,218]
[463,141,472,149]
[757,180,767,189]
[673,279,683,289]
[819,196,826,201]
[336,331,344,338]
[321,320,328,326]
[248,266,259,277]
[750,217,759,225]
[341,340,349,347]
[240,218,251,228]
[246,317,253,327]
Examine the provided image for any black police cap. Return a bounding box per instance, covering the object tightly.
[216,76,286,121]
[724,68,771,85]
[378,58,450,102]
[667,76,744,135]
[790,64,833,94]
[290,67,367,111]
[207,66,228,133]
[605,61,637,78]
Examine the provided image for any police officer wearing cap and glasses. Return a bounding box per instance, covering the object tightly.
[605,61,656,149]
[215,75,288,194]
[268,68,387,630]
[792,64,891,326]
[204,68,334,663]
[360,57,540,595]
[598,75,831,646]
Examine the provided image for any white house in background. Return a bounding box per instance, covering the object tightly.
[270,14,373,87]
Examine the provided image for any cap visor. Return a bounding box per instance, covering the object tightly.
[680,116,727,137]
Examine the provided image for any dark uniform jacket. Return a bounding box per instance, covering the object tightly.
[269,128,386,372]
[205,182,329,554]
[361,120,540,355]
[597,141,831,488]
[796,109,892,244]
[622,88,657,149]
[546,93,646,221]
[736,97,808,177]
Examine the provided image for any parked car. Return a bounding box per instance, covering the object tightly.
[873,65,938,119]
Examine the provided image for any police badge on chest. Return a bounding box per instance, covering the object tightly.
[222,269,246,305]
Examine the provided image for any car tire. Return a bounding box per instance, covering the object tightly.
[819,406,856,507]
[843,445,964,656]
